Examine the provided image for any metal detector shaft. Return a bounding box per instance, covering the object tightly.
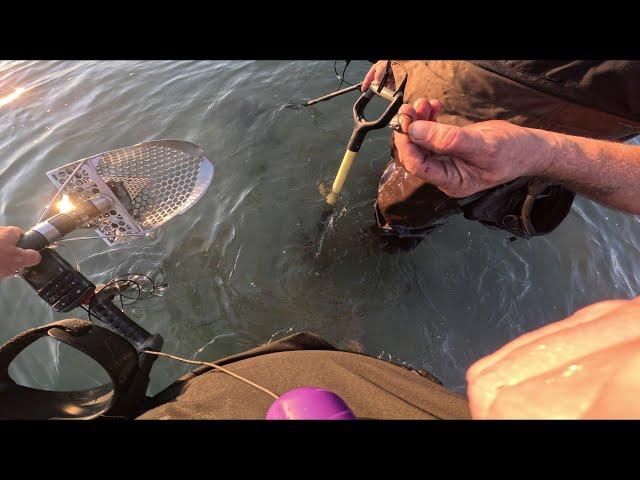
[89,294,162,351]
[305,83,363,106]
[325,150,357,205]
[18,196,113,251]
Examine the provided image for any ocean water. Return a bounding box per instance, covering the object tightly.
[0,60,639,398]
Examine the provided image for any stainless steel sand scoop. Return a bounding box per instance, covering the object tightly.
[45,140,214,245]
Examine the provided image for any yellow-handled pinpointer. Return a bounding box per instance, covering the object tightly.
[324,76,407,206]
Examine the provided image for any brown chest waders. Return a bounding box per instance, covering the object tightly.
[375,60,640,246]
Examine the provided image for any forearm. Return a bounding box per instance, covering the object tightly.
[534,129,640,214]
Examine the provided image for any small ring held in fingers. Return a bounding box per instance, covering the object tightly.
[390,113,415,134]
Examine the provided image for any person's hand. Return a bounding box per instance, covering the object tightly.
[0,226,41,279]
[467,297,640,419]
[393,98,556,198]
[361,60,396,92]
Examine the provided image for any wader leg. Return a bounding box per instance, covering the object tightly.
[372,145,462,251]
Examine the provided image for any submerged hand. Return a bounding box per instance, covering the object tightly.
[393,99,555,198]
[361,60,396,92]
[467,297,640,419]
[0,226,41,279]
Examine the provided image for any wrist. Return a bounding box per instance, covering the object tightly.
[523,127,568,179]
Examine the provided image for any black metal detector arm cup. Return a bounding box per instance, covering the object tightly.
[0,318,159,419]
[5,249,165,419]
[88,291,162,352]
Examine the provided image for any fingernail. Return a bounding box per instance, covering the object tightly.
[428,100,441,120]
[409,122,428,139]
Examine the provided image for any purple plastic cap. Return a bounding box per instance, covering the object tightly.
[266,387,356,420]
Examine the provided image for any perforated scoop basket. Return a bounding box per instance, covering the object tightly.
[46,140,214,245]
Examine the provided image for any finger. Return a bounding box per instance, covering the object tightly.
[583,349,640,419]
[397,104,416,133]
[0,269,15,279]
[7,248,41,272]
[394,132,456,186]
[482,340,640,419]
[468,299,630,380]
[393,128,418,152]
[394,127,425,161]
[401,153,464,194]
[428,99,442,121]
[373,61,388,87]
[408,121,476,156]
[362,64,378,92]
[413,98,433,121]
[15,248,42,268]
[398,103,417,119]
[0,226,23,245]
[468,298,640,418]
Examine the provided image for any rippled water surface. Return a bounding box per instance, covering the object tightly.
[1,60,639,396]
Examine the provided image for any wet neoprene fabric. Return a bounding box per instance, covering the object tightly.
[137,332,470,419]
[471,61,640,123]
[376,60,640,240]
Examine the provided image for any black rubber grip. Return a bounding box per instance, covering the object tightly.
[346,128,368,153]
[48,213,77,237]
[88,297,154,351]
[17,230,51,252]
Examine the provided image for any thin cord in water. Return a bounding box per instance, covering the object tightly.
[53,232,148,243]
[78,267,280,401]
[83,272,167,322]
[143,350,280,400]
[334,60,353,90]
[80,275,280,400]
[50,242,82,271]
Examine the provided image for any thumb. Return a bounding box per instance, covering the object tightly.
[583,349,640,419]
[408,121,476,156]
